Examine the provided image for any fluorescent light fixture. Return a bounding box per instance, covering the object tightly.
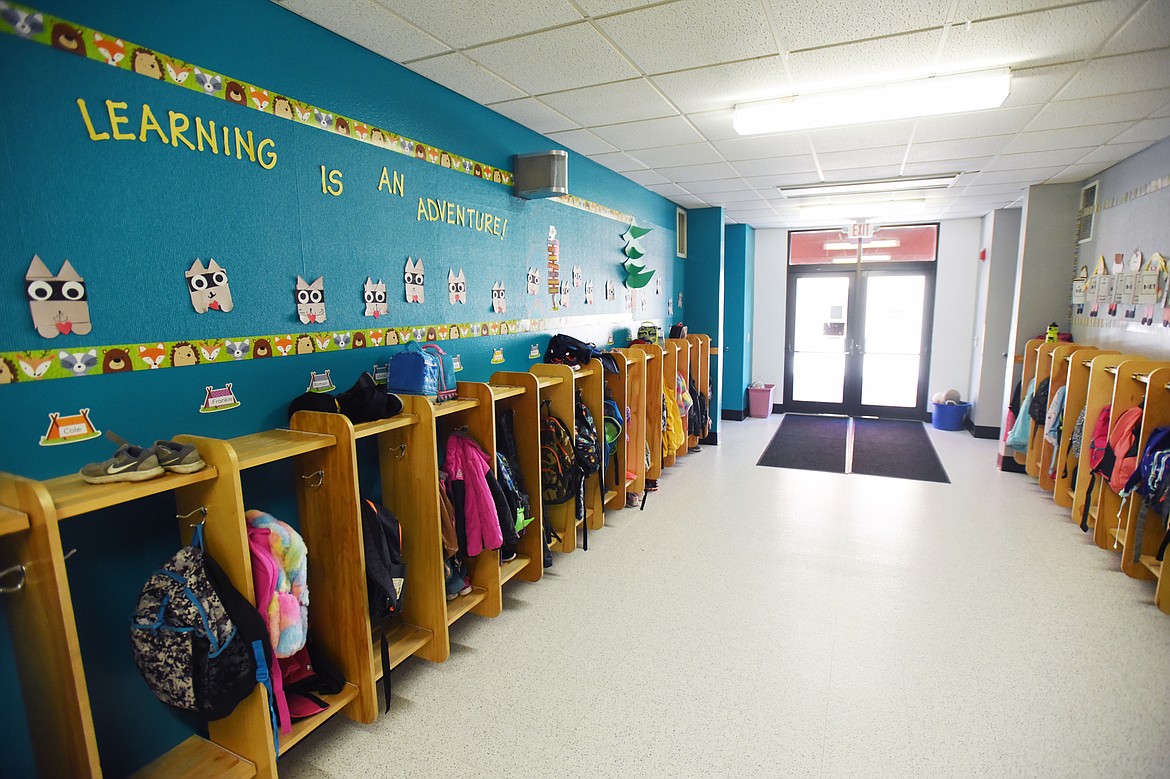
[824,239,901,250]
[734,69,1011,135]
[800,199,927,220]
[782,175,959,199]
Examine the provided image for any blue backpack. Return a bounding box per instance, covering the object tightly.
[386,341,457,401]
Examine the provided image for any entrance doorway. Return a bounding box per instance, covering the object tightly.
[783,225,937,419]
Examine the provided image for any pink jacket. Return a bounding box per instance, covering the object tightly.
[443,434,503,556]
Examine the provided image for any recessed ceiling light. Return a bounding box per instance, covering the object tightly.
[800,199,927,220]
[780,175,959,199]
[733,69,1011,135]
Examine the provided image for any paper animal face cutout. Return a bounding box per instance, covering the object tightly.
[605,280,615,301]
[296,276,326,323]
[572,266,582,287]
[186,258,233,313]
[585,281,594,305]
[225,339,250,360]
[527,267,539,295]
[363,277,387,318]
[448,269,467,305]
[559,280,570,309]
[492,282,506,314]
[405,258,425,304]
[59,350,97,376]
[26,256,91,338]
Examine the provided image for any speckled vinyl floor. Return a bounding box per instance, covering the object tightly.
[280,415,1170,778]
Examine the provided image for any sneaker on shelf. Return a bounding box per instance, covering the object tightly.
[500,550,518,564]
[458,576,473,596]
[152,439,207,474]
[444,561,463,601]
[80,444,165,484]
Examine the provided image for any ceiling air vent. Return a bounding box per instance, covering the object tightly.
[1077,180,1098,244]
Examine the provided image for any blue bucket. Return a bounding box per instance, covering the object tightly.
[931,402,970,431]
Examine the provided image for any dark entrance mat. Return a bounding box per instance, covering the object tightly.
[757,414,848,473]
[851,418,950,483]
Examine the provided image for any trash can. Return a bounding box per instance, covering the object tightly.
[747,384,775,419]
[932,401,971,431]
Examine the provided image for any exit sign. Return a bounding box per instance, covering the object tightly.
[846,222,875,239]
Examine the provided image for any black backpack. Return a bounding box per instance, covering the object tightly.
[361,499,406,620]
[540,403,577,506]
[1029,378,1050,427]
[574,392,602,479]
[130,530,275,722]
[544,333,619,374]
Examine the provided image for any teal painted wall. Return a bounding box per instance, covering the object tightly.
[0,1,682,773]
[722,224,754,413]
[682,207,724,432]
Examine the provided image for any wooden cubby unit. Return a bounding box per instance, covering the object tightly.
[603,352,630,511]
[489,372,545,586]
[618,348,648,496]
[1052,348,1106,507]
[667,338,691,459]
[1071,353,1139,527]
[686,334,711,447]
[1014,338,1046,465]
[1025,341,1061,478]
[661,340,679,468]
[1113,367,1170,581]
[632,343,664,481]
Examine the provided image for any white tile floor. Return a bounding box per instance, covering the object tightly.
[280,415,1170,778]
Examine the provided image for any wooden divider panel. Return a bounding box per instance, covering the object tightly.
[632,343,663,480]
[531,364,579,552]
[1117,366,1170,580]
[668,338,691,458]
[620,348,648,493]
[603,355,629,511]
[661,342,679,468]
[1071,354,1140,528]
[1027,342,1061,477]
[1037,343,1080,491]
[490,372,544,584]
[1053,348,1108,507]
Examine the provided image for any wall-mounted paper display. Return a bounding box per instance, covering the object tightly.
[491,282,506,313]
[17,351,54,380]
[547,226,560,307]
[200,383,240,413]
[656,275,662,295]
[186,258,233,314]
[667,299,673,316]
[307,370,335,392]
[1141,253,1167,326]
[529,344,540,359]
[559,280,570,309]
[527,267,539,295]
[372,363,388,384]
[678,292,684,309]
[296,276,326,323]
[1072,266,1088,315]
[1108,268,1125,317]
[621,221,652,260]
[449,269,467,305]
[170,342,200,367]
[623,259,654,289]
[26,255,91,338]
[59,349,97,376]
[405,258,425,303]
[585,280,594,305]
[452,354,463,372]
[572,265,582,287]
[605,280,615,301]
[364,278,388,318]
[491,348,504,364]
[39,408,101,447]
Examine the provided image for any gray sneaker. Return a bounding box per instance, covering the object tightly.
[80,445,165,484]
[153,440,207,474]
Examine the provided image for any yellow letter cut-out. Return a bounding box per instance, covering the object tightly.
[76,98,110,141]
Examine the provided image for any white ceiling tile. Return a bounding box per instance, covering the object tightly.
[576,1,662,16]
[820,165,907,182]
[712,133,812,162]
[938,2,1135,71]
[1108,116,1170,144]
[545,128,618,155]
[954,1,1088,21]
[1046,162,1111,183]
[908,136,1014,162]
[1074,141,1157,165]
[1001,63,1080,108]
[684,178,756,195]
[971,165,1069,185]
[913,106,1042,143]
[817,145,907,170]
[628,142,724,168]
[704,190,769,205]
[540,79,677,125]
[591,116,704,149]
[588,151,648,172]
[901,158,993,176]
[809,121,917,154]
[651,57,791,113]
[654,161,742,182]
[644,182,691,197]
[980,147,1095,171]
[729,154,820,177]
[745,172,827,188]
[787,29,944,93]
[1102,0,1170,56]
[596,0,778,74]
[959,183,1029,197]
[1003,122,1134,152]
[671,194,713,208]
[688,110,741,142]
[466,23,638,94]
[407,52,526,104]
[1026,89,1170,131]
[1059,49,1170,101]
[488,97,578,133]
[767,0,948,51]
[621,169,671,186]
[281,0,449,62]
[374,0,582,48]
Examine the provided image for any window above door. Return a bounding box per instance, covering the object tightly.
[789,224,939,266]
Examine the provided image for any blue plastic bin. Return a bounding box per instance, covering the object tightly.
[931,402,970,431]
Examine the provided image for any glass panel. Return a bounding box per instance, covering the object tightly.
[860,225,938,263]
[861,274,926,408]
[790,229,857,265]
[791,275,849,403]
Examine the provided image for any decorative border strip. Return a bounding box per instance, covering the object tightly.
[0,312,640,385]
[0,2,637,223]
[1095,173,1170,213]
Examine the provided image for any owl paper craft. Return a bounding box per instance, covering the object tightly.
[185,258,233,314]
[491,282,506,314]
[527,267,539,295]
[448,269,467,305]
[363,277,387,318]
[26,256,91,338]
[295,276,326,324]
[405,258,425,303]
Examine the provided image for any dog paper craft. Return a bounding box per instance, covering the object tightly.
[491,282,506,314]
[296,276,326,323]
[448,268,467,305]
[363,277,388,318]
[185,258,233,313]
[26,256,91,338]
[405,258,425,303]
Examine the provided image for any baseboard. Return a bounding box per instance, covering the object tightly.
[999,454,1026,473]
[700,431,719,446]
[771,402,784,414]
[721,409,746,422]
[964,419,1001,440]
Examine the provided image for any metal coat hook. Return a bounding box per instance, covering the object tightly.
[0,563,26,594]
[302,470,325,488]
[393,443,407,460]
[63,548,77,561]
[177,506,208,525]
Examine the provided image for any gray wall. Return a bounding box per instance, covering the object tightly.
[968,209,1021,429]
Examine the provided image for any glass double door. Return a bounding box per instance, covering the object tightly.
[784,268,933,418]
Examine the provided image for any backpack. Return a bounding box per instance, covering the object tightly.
[574,393,602,479]
[1087,405,1113,472]
[361,499,406,620]
[130,527,276,723]
[540,403,577,506]
[602,398,624,460]
[1028,378,1050,427]
[496,452,533,534]
[544,333,619,374]
[637,321,660,344]
[669,323,688,338]
[246,511,309,658]
[1101,405,1145,494]
[387,341,457,401]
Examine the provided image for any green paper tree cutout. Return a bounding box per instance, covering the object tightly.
[622,220,655,288]
[624,259,654,289]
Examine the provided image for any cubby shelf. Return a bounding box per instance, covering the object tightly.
[44,468,219,520]
[352,413,419,440]
[277,683,360,756]
[536,376,563,389]
[133,735,255,779]
[0,505,30,536]
[232,430,335,469]
[433,398,480,417]
[500,554,530,585]
[372,623,433,682]
[445,587,487,626]
[489,384,526,400]
[1140,556,1162,578]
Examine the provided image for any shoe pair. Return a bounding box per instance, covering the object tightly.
[80,434,206,485]
[645,479,659,492]
[625,492,640,508]
[688,445,702,453]
[444,558,473,601]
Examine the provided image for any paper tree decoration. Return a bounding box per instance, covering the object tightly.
[624,259,654,289]
[621,220,655,288]
[622,221,652,260]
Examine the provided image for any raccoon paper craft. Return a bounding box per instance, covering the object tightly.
[448,268,467,305]
[527,267,539,295]
[296,276,326,324]
[185,258,233,313]
[363,277,388,318]
[26,256,91,338]
[491,282,506,314]
[405,258,425,304]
